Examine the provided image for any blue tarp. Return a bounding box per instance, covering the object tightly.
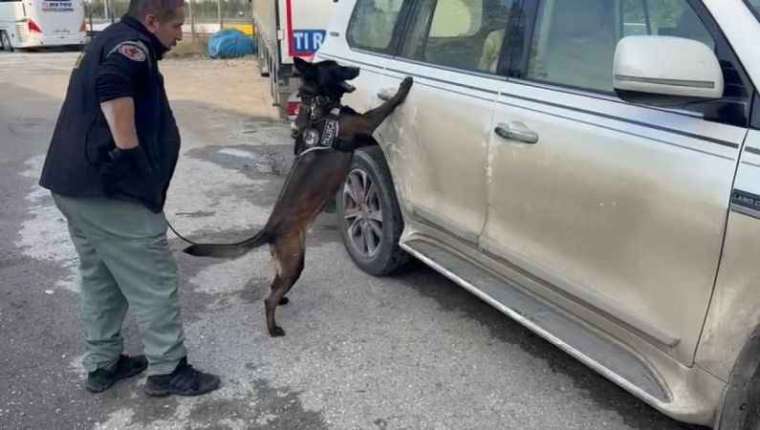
[208,29,256,59]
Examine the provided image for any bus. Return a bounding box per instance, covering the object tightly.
[0,0,86,50]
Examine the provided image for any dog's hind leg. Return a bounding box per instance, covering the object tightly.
[264,274,288,337]
[264,232,306,337]
[274,249,304,306]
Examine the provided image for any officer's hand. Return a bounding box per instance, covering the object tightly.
[99,146,156,196]
[100,148,129,195]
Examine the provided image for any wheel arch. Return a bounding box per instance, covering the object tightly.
[715,325,760,429]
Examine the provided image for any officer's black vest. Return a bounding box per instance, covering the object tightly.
[39,17,180,213]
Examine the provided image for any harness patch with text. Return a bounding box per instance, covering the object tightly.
[320,117,340,147]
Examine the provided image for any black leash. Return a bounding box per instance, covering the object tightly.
[165,217,202,246]
[167,92,342,246]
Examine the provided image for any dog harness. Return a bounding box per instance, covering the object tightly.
[296,92,348,157]
[302,108,341,150]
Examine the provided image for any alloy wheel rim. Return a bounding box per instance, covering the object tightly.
[342,168,384,258]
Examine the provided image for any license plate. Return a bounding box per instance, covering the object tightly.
[41,1,74,11]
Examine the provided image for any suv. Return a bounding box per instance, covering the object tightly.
[317,0,760,428]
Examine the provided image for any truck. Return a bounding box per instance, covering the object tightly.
[252,0,337,119]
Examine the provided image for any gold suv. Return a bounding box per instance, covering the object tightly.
[319,1,760,428]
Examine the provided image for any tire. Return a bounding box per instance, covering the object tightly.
[269,61,279,107]
[337,146,411,276]
[716,331,760,430]
[0,31,13,52]
[716,370,760,430]
[258,42,270,77]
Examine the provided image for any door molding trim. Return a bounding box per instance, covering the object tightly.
[401,238,672,403]
[478,237,682,349]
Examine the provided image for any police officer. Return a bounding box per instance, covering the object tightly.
[39,0,220,396]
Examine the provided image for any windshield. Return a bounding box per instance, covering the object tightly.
[749,0,760,20]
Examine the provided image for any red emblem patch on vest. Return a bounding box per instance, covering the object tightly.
[117,43,147,62]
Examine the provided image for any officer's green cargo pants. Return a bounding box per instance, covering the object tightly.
[53,193,187,375]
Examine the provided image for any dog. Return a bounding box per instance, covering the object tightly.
[184,58,413,337]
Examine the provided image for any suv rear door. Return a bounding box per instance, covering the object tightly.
[482,0,753,363]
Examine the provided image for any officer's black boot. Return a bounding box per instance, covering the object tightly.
[86,354,148,393]
[144,357,221,397]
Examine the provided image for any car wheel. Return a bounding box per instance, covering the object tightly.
[0,31,13,52]
[258,41,269,77]
[716,333,760,430]
[337,146,410,276]
[717,371,760,430]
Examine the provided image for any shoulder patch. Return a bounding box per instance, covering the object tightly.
[109,41,149,63]
[118,43,146,62]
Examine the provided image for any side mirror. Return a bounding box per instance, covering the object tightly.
[613,36,724,106]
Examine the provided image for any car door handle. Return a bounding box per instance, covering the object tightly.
[495,122,539,144]
[377,88,395,101]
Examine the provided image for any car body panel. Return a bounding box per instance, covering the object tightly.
[483,77,744,365]
[696,130,760,381]
[317,0,760,426]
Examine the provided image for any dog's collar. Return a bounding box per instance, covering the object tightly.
[299,92,341,119]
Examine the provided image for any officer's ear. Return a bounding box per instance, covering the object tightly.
[143,14,161,33]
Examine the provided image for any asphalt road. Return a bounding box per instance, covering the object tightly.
[0,51,705,430]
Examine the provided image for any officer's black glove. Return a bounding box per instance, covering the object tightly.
[99,146,155,196]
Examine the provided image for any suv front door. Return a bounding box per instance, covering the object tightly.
[378,0,514,245]
[482,0,751,363]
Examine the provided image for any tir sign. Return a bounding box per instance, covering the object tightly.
[292,30,326,56]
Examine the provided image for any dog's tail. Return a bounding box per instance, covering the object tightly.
[183,230,271,259]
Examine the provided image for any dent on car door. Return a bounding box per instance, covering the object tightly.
[482,0,752,364]
[377,0,514,245]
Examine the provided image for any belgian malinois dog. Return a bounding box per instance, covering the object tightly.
[184,58,413,337]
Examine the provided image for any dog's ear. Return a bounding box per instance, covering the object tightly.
[294,57,311,75]
[338,66,361,81]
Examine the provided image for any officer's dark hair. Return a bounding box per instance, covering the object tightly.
[126,0,185,22]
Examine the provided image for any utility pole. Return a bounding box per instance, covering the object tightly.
[188,0,196,42]
[89,2,94,33]
[217,0,224,30]
[104,0,111,23]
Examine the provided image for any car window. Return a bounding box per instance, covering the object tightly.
[747,0,760,20]
[621,0,714,49]
[401,0,516,74]
[347,0,406,53]
[525,0,715,93]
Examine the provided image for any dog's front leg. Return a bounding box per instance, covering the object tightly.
[338,77,413,143]
[361,77,413,132]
